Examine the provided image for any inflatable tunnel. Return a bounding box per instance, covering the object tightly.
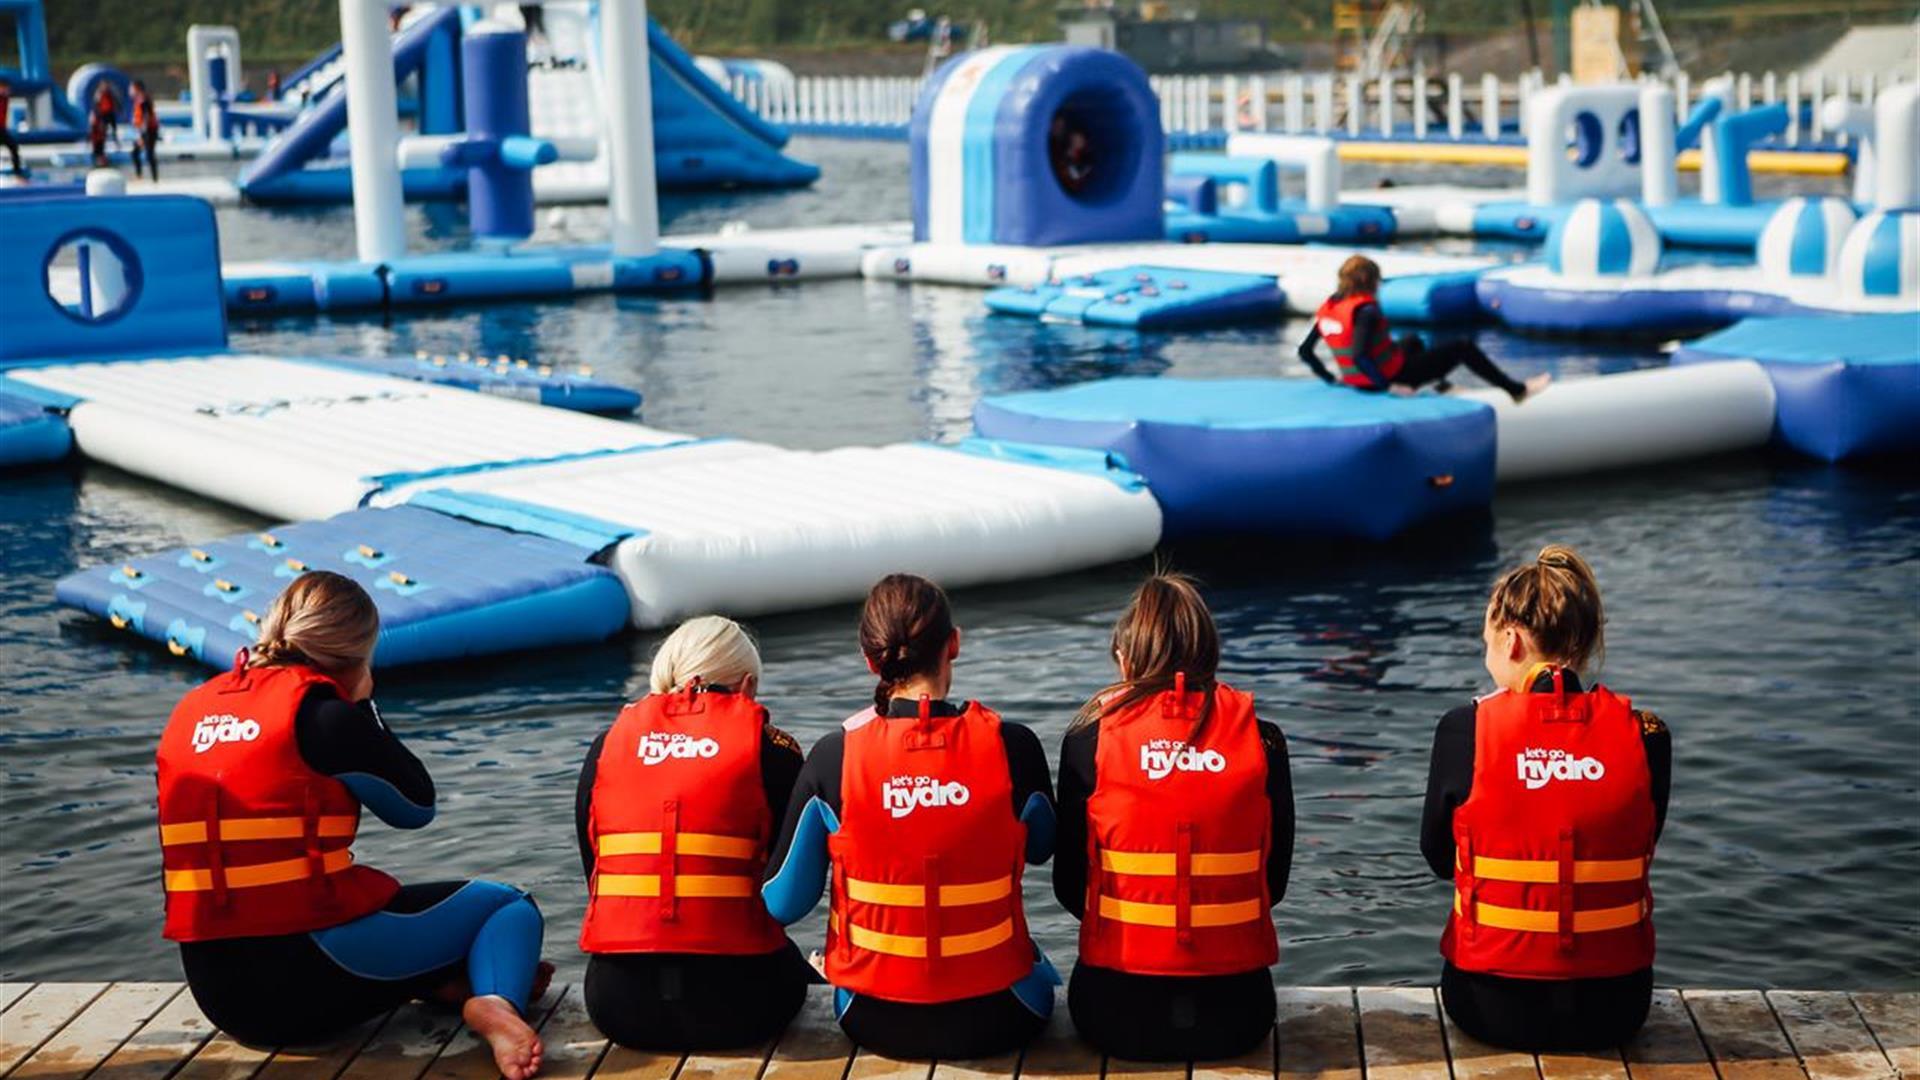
[911,45,1163,247]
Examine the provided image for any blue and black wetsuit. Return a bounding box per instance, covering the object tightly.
[763,698,1060,1060]
[1053,719,1295,1061]
[573,719,812,1050]
[1420,669,1673,1051]
[178,686,544,1047]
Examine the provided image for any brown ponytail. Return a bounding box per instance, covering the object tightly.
[858,574,955,712]
[1485,544,1606,674]
[248,571,380,677]
[1072,571,1221,737]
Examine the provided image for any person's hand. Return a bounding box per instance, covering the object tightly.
[1388,384,1417,397]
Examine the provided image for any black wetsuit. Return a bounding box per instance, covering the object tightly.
[1420,670,1672,1051]
[179,686,544,1047]
[1053,717,1295,1061]
[1298,300,1528,399]
[765,699,1058,1060]
[573,711,811,1050]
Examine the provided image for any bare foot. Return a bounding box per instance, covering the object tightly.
[529,961,556,1005]
[808,949,828,979]
[1513,373,1553,403]
[463,994,543,1080]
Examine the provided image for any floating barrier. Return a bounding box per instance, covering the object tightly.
[0,391,70,468]
[1163,136,1400,244]
[1671,312,1919,462]
[983,266,1286,329]
[320,354,642,415]
[974,378,1495,540]
[56,504,634,667]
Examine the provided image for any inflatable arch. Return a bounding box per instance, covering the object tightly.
[910,45,1164,247]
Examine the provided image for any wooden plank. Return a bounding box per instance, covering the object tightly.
[0,983,110,1076]
[1768,992,1897,1080]
[677,1037,776,1080]
[252,1013,389,1080]
[10,983,181,1080]
[1683,991,1807,1080]
[1010,1009,1101,1080]
[525,989,610,1080]
[421,985,566,1080]
[588,1045,683,1080]
[1623,989,1716,1080]
[1537,1049,1629,1080]
[1356,988,1449,1080]
[845,1050,932,1080]
[171,1032,276,1080]
[1441,1011,1539,1080]
[337,1002,467,1080]
[762,988,853,1080]
[0,986,34,1015]
[1848,993,1920,1078]
[1276,988,1361,1080]
[1190,1026,1275,1080]
[1102,1057,1188,1080]
[925,1050,1019,1080]
[91,988,219,1080]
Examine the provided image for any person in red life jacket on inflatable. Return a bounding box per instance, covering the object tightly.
[1421,546,1671,1051]
[1298,255,1550,403]
[575,615,813,1050]
[763,574,1060,1059]
[157,572,551,1077]
[89,83,119,168]
[129,81,160,181]
[1054,572,1295,1062]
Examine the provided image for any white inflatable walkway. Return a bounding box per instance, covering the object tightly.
[8,356,1161,628]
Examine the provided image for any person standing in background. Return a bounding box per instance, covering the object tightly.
[1,78,25,177]
[129,81,160,181]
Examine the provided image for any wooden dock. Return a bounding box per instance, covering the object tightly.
[2,983,1914,1080]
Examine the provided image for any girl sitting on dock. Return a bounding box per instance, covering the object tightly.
[1299,255,1550,403]
[1421,546,1670,1051]
[575,616,812,1050]
[1054,572,1295,1062]
[762,573,1060,1059]
[155,571,550,1079]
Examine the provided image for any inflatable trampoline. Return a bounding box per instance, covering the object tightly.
[984,266,1286,329]
[973,378,1496,540]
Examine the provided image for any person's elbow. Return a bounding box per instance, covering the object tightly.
[339,772,435,830]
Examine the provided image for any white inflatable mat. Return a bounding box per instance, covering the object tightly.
[378,439,1165,627]
[7,355,684,520]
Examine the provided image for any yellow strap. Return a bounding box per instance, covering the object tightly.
[159,816,358,847]
[1471,855,1646,884]
[163,848,353,892]
[1096,895,1265,929]
[845,875,1014,908]
[1098,849,1262,877]
[593,874,757,899]
[1458,893,1647,934]
[839,916,1016,959]
[595,831,760,860]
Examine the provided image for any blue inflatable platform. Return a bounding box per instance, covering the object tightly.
[1163,156,1397,245]
[1471,199,1782,251]
[1671,312,1920,462]
[984,266,1287,330]
[0,390,70,468]
[973,378,1495,540]
[224,246,707,316]
[56,503,634,669]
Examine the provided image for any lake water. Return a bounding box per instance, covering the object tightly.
[2,138,1913,990]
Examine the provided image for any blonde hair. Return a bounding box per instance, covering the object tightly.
[1486,544,1606,674]
[650,615,762,694]
[249,571,380,675]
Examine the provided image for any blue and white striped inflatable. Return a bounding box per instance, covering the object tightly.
[1757,197,1859,282]
[1545,198,1662,278]
[1838,209,1920,301]
[909,45,1164,247]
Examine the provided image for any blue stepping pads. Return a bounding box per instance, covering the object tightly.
[56,504,633,668]
[1672,312,1920,463]
[0,391,71,469]
[974,377,1495,540]
[985,266,1286,331]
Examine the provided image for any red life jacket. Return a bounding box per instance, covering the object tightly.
[156,661,399,942]
[1080,675,1277,976]
[1441,670,1656,980]
[1314,292,1404,388]
[133,97,157,133]
[827,699,1032,1004]
[579,686,787,955]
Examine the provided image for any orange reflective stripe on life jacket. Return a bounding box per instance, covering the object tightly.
[1441,673,1656,980]
[1081,675,1277,977]
[580,685,787,956]
[1313,292,1404,388]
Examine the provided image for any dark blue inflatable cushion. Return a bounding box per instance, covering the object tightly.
[973,377,1495,540]
[1672,313,1919,462]
[55,505,632,669]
